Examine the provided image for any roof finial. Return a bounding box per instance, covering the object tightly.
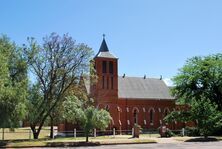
[102,34,105,39]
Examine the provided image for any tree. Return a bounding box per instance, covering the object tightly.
[172,54,222,110]
[63,96,111,142]
[0,35,27,128]
[23,33,93,139]
[191,98,222,138]
[164,98,222,138]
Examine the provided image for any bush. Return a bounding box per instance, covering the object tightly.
[165,129,175,137]
[185,127,200,136]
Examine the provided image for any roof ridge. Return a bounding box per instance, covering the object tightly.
[118,76,162,80]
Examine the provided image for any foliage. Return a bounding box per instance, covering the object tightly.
[172,54,222,110]
[164,110,191,123]
[191,98,222,137]
[165,129,175,137]
[185,127,200,136]
[0,35,27,128]
[164,98,222,138]
[63,96,111,142]
[23,33,93,139]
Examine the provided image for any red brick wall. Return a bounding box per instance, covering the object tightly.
[91,57,118,105]
[97,98,176,130]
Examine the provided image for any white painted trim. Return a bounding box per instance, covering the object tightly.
[127,120,130,125]
[143,107,146,112]
[148,107,155,113]
[132,107,139,113]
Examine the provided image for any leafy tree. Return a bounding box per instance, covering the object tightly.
[172,54,222,110]
[164,98,222,138]
[23,33,93,139]
[191,98,222,138]
[0,35,27,128]
[63,96,111,142]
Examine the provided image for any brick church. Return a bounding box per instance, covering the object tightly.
[59,37,184,132]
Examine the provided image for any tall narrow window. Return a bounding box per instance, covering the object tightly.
[102,61,107,73]
[107,77,109,89]
[164,109,169,117]
[111,76,114,89]
[133,109,138,124]
[105,105,109,112]
[109,61,113,74]
[102,76,105,89]
[150,109,154,124]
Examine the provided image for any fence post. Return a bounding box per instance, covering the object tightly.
[94,128,96,138]
[182,128,185,137]
[132,127,134,137]
[2,128,4,140]
[113,128,115,138]
[29,129,32,139]
[74,128,76,138]
[52,127,55,139]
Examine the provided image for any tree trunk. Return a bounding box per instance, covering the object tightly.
[85,129,89,142]
[50,115,54,139]
[31,125,40,139]
[33,132,39,139]
[86,134,89,142]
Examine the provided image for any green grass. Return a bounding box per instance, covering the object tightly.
[140,133,161,138]
[0,127,51,140]
[215,136,222,141]
[0,135,156,148]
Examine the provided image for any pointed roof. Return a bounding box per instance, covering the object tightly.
[95,35,117,59]
[99,37,109,52]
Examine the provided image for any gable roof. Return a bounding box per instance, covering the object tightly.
[118,76,175,100]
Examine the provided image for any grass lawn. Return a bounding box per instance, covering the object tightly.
[0,135,156,148]
[0,127,52,140]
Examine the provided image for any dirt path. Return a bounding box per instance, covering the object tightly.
[150,137,181,143]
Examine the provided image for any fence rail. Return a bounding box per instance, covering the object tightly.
[0,127,185,140]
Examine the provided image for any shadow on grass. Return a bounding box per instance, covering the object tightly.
[0,141,7,147]
[0,138,51,147]
[185,137,219,142]
[45,141,101,147]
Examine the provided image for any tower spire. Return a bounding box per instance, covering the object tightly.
[99,34,109,52]
[94,34,117,59]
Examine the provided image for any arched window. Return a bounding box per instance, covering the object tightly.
[102,61,107,73]
[133,109,138,124]
[150,109,154,124]
[105,105,110,112]
[164,108,170,117]
[164,110,168,117]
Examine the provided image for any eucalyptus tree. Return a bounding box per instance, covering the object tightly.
[0,35,27,129]
[24,33,93,139]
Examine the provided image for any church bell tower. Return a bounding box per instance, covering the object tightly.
[91,35,118,105]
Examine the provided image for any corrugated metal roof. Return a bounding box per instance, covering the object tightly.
[118,76,174,100]
[95,51,117,59]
